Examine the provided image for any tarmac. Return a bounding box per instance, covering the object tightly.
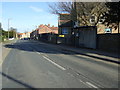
[1,39,119,66]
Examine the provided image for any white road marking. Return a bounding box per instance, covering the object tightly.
[43,56,66,70]
[36,52,41,54]
[43,54,48,57]
[36,51,48,57]
[86,82,98,88]
[79,79,85,83]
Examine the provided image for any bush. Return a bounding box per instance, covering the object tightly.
[0,35,6,42]
[0,36,2,42]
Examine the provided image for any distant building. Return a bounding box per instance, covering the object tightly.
[49,25,58,34]
[30,24,58,40]
[18,32,31,39]
[37,24,53,34]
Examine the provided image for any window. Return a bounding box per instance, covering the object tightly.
[62,28,68,34]
[105,28,112,33]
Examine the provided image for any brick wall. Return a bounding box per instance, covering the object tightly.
[97,33,120,53]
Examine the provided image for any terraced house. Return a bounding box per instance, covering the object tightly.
[30,24,58,42]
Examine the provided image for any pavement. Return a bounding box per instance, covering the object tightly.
[32,40,119,64]
[0,40,17,65]
[1,40,119,88]
[58,44,119,64]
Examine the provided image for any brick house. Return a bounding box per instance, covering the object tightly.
[30,24,58,41]
[49,25,58,34]
[18,32,31,39]
[35,24,58,35]
[58,13,73,45]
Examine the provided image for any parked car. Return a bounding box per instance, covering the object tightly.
[9,38,14,40]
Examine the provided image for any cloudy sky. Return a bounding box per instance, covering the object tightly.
[2,2,58,33]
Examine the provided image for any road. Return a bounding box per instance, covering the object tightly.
[1,40,119,88]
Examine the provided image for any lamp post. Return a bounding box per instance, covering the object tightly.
[34,25,37,40]
[8,18,12,40]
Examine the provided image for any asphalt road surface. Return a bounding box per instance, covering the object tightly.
[1,40,119,89]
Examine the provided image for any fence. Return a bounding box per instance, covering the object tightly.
[97,33,120,53]
[38,33,58,44]
[73,26,97,49]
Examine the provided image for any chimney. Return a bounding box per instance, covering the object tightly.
[48,24,50,27]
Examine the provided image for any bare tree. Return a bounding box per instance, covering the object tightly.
[48,2,72,14]
[49,2,108,26]
[76,2,108,26]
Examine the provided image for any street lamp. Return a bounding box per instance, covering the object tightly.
[8,18,12,40]
[34,25,37,39]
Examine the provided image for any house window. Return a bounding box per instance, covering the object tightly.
[105,28,112,33]
[62,28,68,34]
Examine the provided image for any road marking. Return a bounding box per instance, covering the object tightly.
[43,56,66,70]
[86,82,98,88]
[36,52,41,54]
[36,51,48,57]
[79,79,85,83]
[43,54,48,57]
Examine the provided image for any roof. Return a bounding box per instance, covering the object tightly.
[18,33,24,35]
[31,24,58,34]
[59,13,70,15]
[38,24,53,34]
[49,27,58,30]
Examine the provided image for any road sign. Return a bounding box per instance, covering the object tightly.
[59,35,64,37]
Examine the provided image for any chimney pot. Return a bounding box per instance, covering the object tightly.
[48,24,50,27]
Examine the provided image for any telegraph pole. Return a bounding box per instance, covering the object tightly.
[8,18,12,40]
[8,19,10,40]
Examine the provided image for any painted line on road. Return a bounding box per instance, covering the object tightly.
[43,54,48,57]
[43,56,66,71]
[36,51,49,57]
[36,52,41,54]
[79,79,85,83]
[86,82,98,88]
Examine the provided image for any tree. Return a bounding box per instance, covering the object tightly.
[9,27,17,38]
[49,2,72,14]
[49,2,108,26]
[103,2,120,26]
[74,2,108,26]
[0,23,2,30]
[0,23,7,42]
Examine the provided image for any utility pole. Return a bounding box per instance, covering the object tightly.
[8,18,12,40]
[8,19,10,40]
[35,26,37,40]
